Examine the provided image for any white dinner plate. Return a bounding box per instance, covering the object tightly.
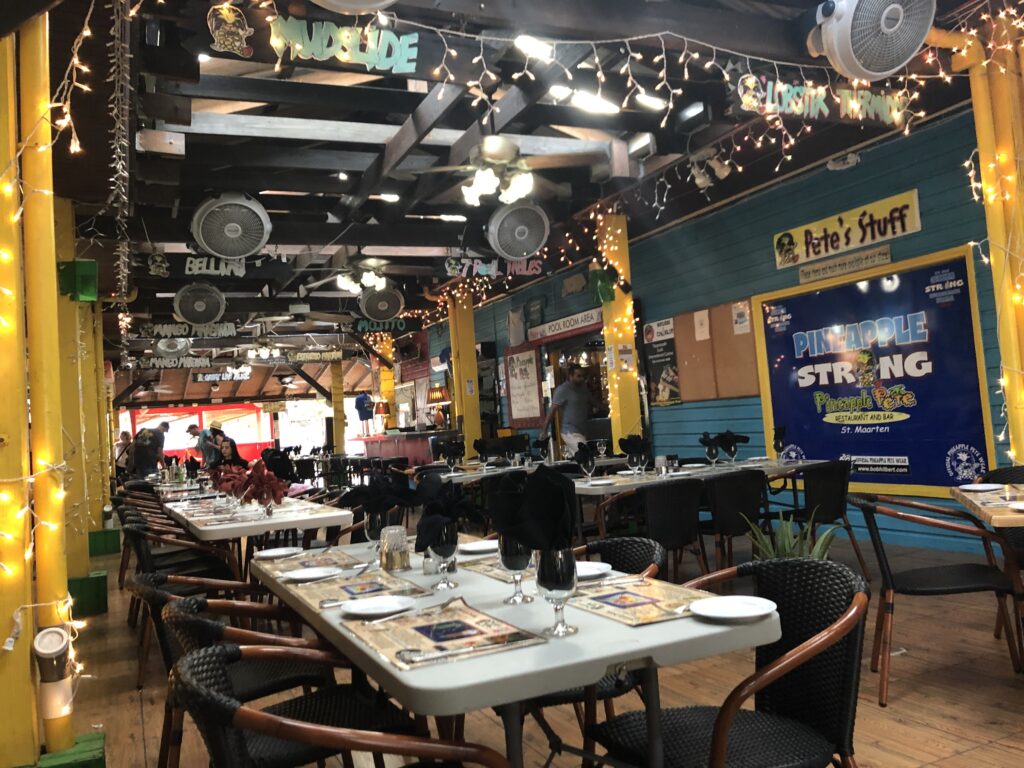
[281,566,344,583]
[253,547,304,561]
[617,470,639,476]
[587,479,616,486]
[689,596,777,623]
[576,561,613,580]
[958,483,1003,493]
[745,456,770,462]
[1006,501,1024,511]
[337,595,415,619]
[682,463,707,468]
[460,540,500,554]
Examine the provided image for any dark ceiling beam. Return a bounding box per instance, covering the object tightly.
[181,143,440,174]
[289,365,332,402]
[80,216,484,248]
[121,393,322,410]
[397,0,814,63]
[178,168,357,195]
[133,297,354,317]
[342,81,468,216]
[112,379,146,408]
[1,0,65,39]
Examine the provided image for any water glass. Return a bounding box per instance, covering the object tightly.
[429,519,459,591]
[536,548,578,637]
[379,525,411,571]
[579,454,597,484]
[705,443,720,467]
[627,453,644,476]
[499,535,533,605]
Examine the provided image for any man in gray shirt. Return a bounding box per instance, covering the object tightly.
[541,364,592,457]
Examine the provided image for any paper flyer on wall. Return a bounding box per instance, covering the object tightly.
[642,318,680,407]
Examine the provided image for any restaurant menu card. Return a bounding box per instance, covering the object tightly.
[570,579,713,627]
[345,597,546,670]
[258,548,360,577]
[285,569,430,612]
[460,555,536,584]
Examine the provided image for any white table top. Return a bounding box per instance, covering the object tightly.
[436,456,626,485]
[165,496,353,541]
[573,459,826,495]
[251,543,781,717]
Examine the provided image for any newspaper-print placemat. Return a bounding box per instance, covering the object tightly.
[345,597,546,670]
[286,569,430,612]
[459,555,535,584]
[257,548,361,577]
[569,579,713,627]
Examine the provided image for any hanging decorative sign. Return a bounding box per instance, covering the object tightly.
[643,319,680,407]
[138,356,212,370]
[140,321,239,339]
[734,74,911,128]
[798,245,892,284]
[754,249,993,496]
[285,350,344,363]
[773,190,920,270]
[354,317,422,334]
[269,16,419,74]
[141,254,292,283]
[528,307,604,343]
[207,3,255,59]
[191,367,252,383]
[443,256,544,280]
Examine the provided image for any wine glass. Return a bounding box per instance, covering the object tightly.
[505,448,517,466]
[772,426,786,456]
[579,453,597,484]
[429,518,459,591]
[627,452,644,476]
[705,442,720,467]
[596,440,607,458]
[445,452,458,475]
[366,508,386,550]
[723,441,738,463]
[536,548,578,637]
[499,535,533,605]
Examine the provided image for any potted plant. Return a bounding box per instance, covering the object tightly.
[745,509,839,560]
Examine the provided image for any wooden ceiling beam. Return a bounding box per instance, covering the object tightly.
[181,143,440,174]
[0,0,64,39]
[289,365,332,402]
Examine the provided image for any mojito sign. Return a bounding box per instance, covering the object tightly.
[269,16,418,74]
[755,252,992,493]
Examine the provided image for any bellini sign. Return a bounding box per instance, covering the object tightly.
[269,16,419,74]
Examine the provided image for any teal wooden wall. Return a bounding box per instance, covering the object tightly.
[632,111,996,552]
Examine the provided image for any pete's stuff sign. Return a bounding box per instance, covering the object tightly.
[773,190,921,270]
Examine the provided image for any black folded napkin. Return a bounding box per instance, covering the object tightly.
[715,430,750,456]
[618,435,648,457]
[531,438,549,459]
[473,438,488,461]
[438,440,466,461]
[415,483,473,552]
[573,442,596,466]
[486,465,575,550]
[698,432,719,450]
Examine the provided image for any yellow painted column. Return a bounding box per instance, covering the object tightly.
[598,214,643,446]
[447,295,481,453]
[0,33,41,768]
[93,308,112,510]
[330,361,346,451]
[376,334,397,429]
[79,304,104,530]
[19,13,75,751]
[54,199,89,577]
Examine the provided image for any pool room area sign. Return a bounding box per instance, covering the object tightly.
[752,246,995,497]
[772,190,921,270]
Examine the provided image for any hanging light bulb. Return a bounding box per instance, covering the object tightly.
[258,347,270,359]
[499,171,535,204]
[514,35,553,62]
[373,274,387,290]
[247,349,257,359]
[361,270,377,288]
[462,166,501,206]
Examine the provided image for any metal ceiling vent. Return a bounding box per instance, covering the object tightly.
[805,0,936,81]
[173,282,227,325]
[155,338,191,358]
[358,283,405,323]
[190,192,272,260]
[486,202,550,261]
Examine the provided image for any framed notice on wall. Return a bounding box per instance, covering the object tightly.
[504,344,545,429]
[752,246,995,497]
[643,319,680,406]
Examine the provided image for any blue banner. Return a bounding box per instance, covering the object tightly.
[759,256,991,488]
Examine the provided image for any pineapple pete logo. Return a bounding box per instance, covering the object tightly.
[207,4,254,59]
[945,443,987,482]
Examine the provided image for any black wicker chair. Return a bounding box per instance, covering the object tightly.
[848,495,1022,706]
[787,460,871,580]
[701,469,769,570]
[525,537,666,761]
[643,480,707,580]
[588,558,869,768]
[170,644,508,768]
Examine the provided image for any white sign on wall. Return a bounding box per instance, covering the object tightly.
[527,307,603,342]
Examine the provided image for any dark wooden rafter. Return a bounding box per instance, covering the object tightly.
[113,379,146,408]
[0,0,65,39]
[289,364,332,402]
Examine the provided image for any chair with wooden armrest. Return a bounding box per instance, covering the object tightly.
[702,469,769,570]
[123,523,241,581]
[170,644,508,768]
[588,558,868,768]
[847,495,1022,705]
[525,538,665,763]
[643,479,707,580]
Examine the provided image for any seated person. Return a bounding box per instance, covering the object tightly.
[209,437,249,470]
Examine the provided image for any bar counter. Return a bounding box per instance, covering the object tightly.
[355,429,460,465]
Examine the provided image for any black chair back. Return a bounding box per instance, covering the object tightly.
[122,524,159,573]
[586,536,667,576]
[704,469,767,537]
[853,501,895,591]
[802,460,852,525]
[163,597,225,655]
[169,645,250,768]
[644,480,703,551]
[125,573,182,670]
[982,466,1024,485]
[501,434,530,454]
[737,558,866,759]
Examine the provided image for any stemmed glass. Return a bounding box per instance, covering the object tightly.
[705,442,720,467]
[723,441,739,463]
[627,452,644,476]
[596,440,607,458]
[772,426,786,456]
[366,508,386,550]
[505,448,517,466]
[499,535,533,605]
[429,518,459,591]
[536,548,578,637]
[579,452,597,484]
[445,452,459,475]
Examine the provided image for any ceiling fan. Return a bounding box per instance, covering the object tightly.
[133,380,175,397]
[409,135,605,206]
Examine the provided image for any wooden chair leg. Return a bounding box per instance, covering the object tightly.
[995,595,1021,672]
[840,756,860,768]
[878,591,895,707]
[714,534,724,571]
[870,588,886,673]
[603,698,615,720]
[571,702,584,730]
[127,593,140,628]
[164,702,184,768]
[372,754,386,768]
[995,610,1004,639]
[582,685,597,768]
[454,713,465,742]
[157,699,173,768]
[696,536,710,574]
[842,515,872,582]
[117,543,131,589]
[726,535,734,567]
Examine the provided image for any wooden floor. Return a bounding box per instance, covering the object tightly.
[73,539,1024,767]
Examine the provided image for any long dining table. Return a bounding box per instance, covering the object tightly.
[251,540,781,768]
[432,456,626,485]
[164,495,354,542]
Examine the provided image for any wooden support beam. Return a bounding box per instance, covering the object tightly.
[0,0,63,39]
[121,393,323,410]
[113,379,146,407]
[289,364,332,402]
[181,143,439,174]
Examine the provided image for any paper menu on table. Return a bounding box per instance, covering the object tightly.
[570,580,713,627]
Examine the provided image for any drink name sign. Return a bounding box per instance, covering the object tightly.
[269,16,419,74]
[736,74,910,128]
[192,367,252,383]
[444,256,544,279]
[141,321,238,339]
[138,356,212,370]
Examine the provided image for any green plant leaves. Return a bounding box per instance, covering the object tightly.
[743,505,839,560]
